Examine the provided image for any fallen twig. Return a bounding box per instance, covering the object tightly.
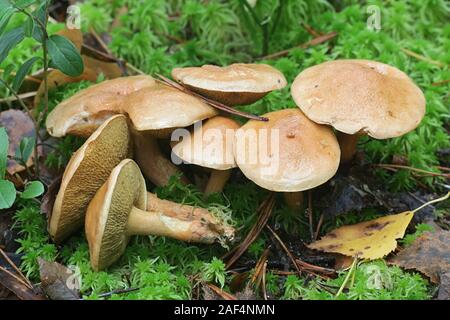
[251,248,270,299]
[400,48,447,68]
[373,163,450,178]
[307,191,314,241]
[266,225,302,274]
[314,213,324,241]
[0,248,33,289]
[0,91,37,103]
[205,283,237,300]
[259,31,338,60]
[431,79,450,86]
[156,74,268,122]
[224,194,275,268]
[95,287,139,299]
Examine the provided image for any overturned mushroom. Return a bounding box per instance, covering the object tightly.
[49,115,132,243]
[291,59,425,162]
[234,108,340,210]
[172,63,287,106]
[85,159,235,271]
[171,116,239,196]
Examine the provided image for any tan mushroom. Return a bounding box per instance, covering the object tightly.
[85,159,235,271]
[46,75,156,138]
[49,115,132,243]
[171,116,239,196]
[46,76,217,186]
[125,83,217,186]
[234,108,340,210]
[291,59,426,162]
[172,63,287,106]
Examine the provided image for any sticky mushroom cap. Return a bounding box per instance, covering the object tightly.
[48,115,132,243]
[291,59,426,139]
[85,159,147,271]
[125,84,218,136]
[172,63,287,105]
[234,108,340,192]
[46,75,156,137]
[172,116,240,170]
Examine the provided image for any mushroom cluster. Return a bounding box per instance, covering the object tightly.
[46,59,425,271]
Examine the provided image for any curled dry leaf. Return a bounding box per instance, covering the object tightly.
[40,175,62,220]
[33,68,98,107]
[83,55,122,79]
[38,258,80,300]
[308,211,414,260]
[33,55,122,107]
[389,230,450,284]
[0,110,35,175]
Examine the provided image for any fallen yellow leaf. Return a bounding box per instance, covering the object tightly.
[308,192,450,260]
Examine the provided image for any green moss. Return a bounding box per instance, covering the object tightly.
[9,0,449,300]
[283,260,431,300]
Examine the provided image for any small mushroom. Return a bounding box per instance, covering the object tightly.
[234,108,340,210]
[171,116,240,196]
[172,63,287,106]
[291,59,426,162]
[49,114,132,243]
[85,159,235,271]
[125,83,217,186]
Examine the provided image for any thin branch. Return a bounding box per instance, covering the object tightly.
[260,31,338,60]
[400,48,447,68]
[265,225,302,275]
[431,79,450,86]
[156,74,268,121]
[373,163,450,178]
[0,91,37,103]
[0,266,33,290]
[224,194,275,268]
[205,283,237,300]
[0,248,33,289]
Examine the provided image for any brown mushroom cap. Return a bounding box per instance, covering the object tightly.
[171,116,239,170]
[46,75,156,137]
[49,115,132,243]
[172,63,287,105]
[125,84,217,135]
[234,108,340,192]
[85,159,147,271]
[291,59,426,139]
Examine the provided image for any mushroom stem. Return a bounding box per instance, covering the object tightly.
[204,169,231,196]
[146,192,216,221]
[283,192,304,212]
[336,132,359,163]
[132,130,189,186]
[127,204,233,244]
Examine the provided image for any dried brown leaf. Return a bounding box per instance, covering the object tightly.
[389,230,450,284]
[0,110,35,175]
[38,258,80,300]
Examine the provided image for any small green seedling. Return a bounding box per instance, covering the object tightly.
[0,127,44,209]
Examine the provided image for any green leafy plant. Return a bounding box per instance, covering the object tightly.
[400,223,435,246]
[0,128,44,209]
[201,257,227,288]
[283,260,431,300]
